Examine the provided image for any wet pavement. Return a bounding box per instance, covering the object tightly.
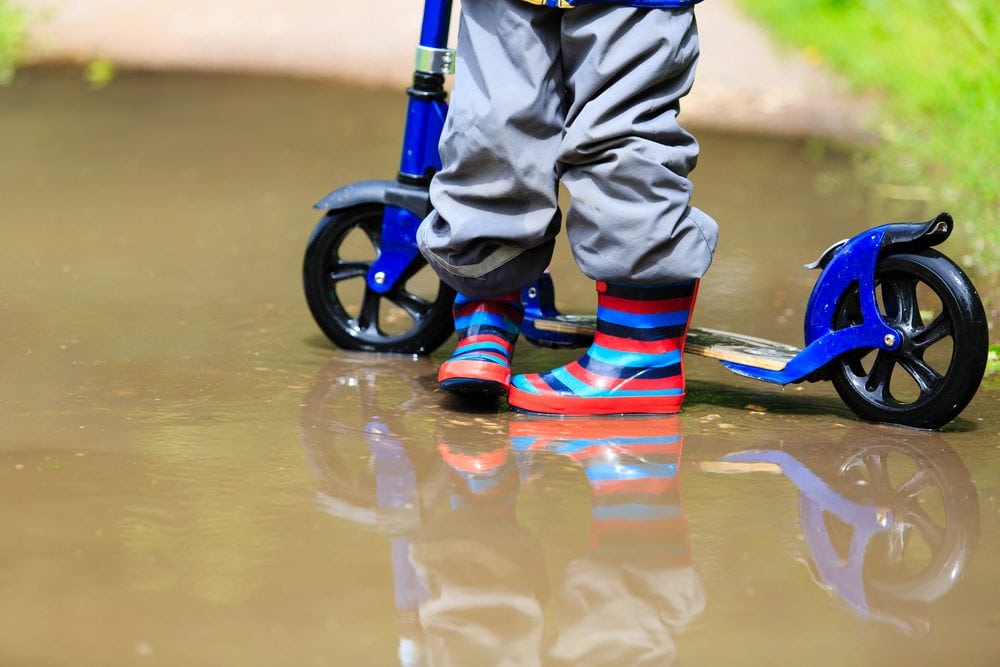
[1,68,998,665]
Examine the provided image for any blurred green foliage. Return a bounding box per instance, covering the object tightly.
[0,0,26,85]
[738,0,1000,266]
[1,2,115,88]
[84,56,115,89]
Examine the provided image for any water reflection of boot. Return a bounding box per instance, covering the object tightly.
[510,416,705,666]
[408,418,548,666]
[436,418,517,509]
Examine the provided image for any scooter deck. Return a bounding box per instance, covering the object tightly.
[531,316,801,372]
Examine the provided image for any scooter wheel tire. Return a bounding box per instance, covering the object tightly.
[303,205,455,354]
[829,249,988,429]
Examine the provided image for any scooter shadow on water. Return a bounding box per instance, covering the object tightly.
[685,377,855,420]
[299,346,979,430]
[685,375,981,432]
[299,358,981,663]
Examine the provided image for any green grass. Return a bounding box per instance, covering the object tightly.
[0,0,26,84]
[736,0,1000,268]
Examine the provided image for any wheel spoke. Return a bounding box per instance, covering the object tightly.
[843,348,873,378]
[898,355,943,396]
[882,276,920,328]
[328,261,370,284]
[357,220,382,248]
[839,458,868,485]
[838,290,864,328]
[355,289,383,335]
[912,312,952,350]
[895,467,934,501]
[863,451,892,491]
[902,504,946,552]
[387,288,433,321]
[885,524,909,566]
[865,351,896,400]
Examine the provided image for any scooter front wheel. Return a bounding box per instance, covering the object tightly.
[303,205,455,354]
[829,249,988,429]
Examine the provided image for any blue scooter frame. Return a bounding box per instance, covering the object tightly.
[303,0,988,429]
[312,0,454,298]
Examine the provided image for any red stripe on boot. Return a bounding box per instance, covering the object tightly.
[593,331,682,355]
[508,418,682,440]
[526,373,556,395]
[439,360,511,385]
[591,477,677,495]
[565,362,685,393]
[460,333,516,354]
[599,294,694,316]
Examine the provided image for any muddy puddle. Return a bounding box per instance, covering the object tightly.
[1,68,998,665]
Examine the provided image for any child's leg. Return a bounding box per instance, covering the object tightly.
[419,0,567,395]
[509,6,718,415]
[557,5,718,287]
[417,0,566,300]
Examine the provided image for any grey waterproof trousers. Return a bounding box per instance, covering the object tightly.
[417,0,719,299]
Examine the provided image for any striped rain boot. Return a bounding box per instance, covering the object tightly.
[438,291,523,396]
[508,280,698,415]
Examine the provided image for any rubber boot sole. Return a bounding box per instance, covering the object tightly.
[439,360,511,397]
[507,386,684,415]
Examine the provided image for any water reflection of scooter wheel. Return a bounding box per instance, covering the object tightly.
[300,356,453,666]
[827,433,979,603]
[717,428,979,634]
[300,355,449,534]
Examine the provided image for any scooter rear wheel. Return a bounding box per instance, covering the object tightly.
[303,205,455,354]
[829,250,988,429]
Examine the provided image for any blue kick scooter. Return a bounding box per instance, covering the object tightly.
[302,0,989,429]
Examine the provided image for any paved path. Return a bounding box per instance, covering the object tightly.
[20,0,873,140]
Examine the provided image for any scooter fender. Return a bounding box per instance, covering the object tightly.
[311,180,433,294]
[313,180,432,217]
[803,212,954,345]
[721,213,953,384]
